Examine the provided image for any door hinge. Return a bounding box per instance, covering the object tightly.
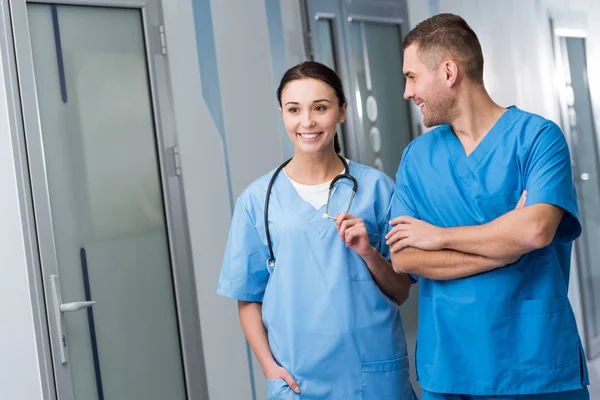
[173,145,181,176]
[159,25,167,55]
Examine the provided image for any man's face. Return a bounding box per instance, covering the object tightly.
[403,44,456,127]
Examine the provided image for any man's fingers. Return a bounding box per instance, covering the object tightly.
[390,238,411,253]
[384,226,398,241]
[516,190,528,209]
[389,215,415,226]
[281,370,300,393]
[386,230,409,246]
[385,224,409,240]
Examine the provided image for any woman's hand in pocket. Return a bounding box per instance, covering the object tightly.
[264,364,300,394]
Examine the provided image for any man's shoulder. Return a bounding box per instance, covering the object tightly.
[405,124,451,155]
[509,107,561,135]
[414,124,452,144]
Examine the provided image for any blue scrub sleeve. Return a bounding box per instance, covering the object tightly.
[377,198,394,261]
[391,146,421,283]
[524,121,582,243]
[217,199,270,302]
[391,146,420,220]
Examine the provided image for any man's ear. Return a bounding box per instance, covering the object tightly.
[443,59,459,88]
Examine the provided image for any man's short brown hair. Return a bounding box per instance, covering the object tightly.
[402,13,484,84]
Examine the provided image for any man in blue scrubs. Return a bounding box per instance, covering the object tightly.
[386,13,590,400]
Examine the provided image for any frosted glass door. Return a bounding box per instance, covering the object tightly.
[27,4,186,399]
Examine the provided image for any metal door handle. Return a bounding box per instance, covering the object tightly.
[51,275,96,364]
[60,301,95,312]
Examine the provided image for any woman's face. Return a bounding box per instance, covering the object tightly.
[280,78,346,155]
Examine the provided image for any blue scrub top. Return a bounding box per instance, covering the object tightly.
[392,106,588,395]
[218,161,415,399]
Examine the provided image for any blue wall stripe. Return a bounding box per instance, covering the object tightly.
[190,0,234,214]
[189,1,255,399]
[265,0,295,160]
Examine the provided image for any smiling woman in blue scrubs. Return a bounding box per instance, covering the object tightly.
[386,13,589,400]
[217,62,416,399]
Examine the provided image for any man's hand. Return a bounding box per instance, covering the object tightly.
[386,191,527,254]
[386,216,445,253]
[516,190,527,208]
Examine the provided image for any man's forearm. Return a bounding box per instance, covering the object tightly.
[390,247,507,280]
[362,248,412,304]
[441,205,563,260]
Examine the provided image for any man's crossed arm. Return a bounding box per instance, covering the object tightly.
[386,191,565,280]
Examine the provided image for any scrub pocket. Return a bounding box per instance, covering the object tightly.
[266,379,297,400]
[482,190,522,220]
[510,297,579,369]
[361,356,414,400]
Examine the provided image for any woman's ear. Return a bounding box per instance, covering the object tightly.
[339,102,348,124]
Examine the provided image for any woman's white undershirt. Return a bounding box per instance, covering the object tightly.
[283,166,345,210]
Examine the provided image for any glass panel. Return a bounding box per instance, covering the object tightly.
[348,21,412,176]
[313,18,346,155]
[27,4,186,399]
[565,38,600,346]
[314,19,336,70]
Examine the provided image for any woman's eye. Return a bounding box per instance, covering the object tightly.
[315,105,327,111]
[288,107,299,113]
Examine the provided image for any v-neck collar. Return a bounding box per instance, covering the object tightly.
[445,106,516,172]
[272,160,358,237]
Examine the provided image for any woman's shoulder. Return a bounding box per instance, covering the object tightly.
[236,169,277,207]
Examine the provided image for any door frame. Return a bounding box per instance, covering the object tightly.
[551,11,600,360]
[302,0,416,163]
[0,0,208,398]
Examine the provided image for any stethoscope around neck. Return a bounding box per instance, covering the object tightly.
[264,155,358,274]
